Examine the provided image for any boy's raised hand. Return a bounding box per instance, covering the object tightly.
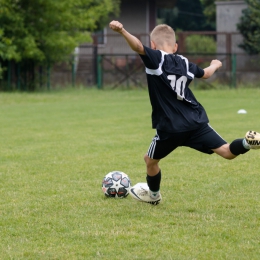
[210,59,222,69]
[203,59,222,79]
[109,20,145,55]
[109,20,124,33]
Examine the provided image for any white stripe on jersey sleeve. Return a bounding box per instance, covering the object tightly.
[177,55,195,79]
[145,51,167,76]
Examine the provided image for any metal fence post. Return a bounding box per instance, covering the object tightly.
[93,45,98,87]
[7,60,11,90]
[47,64,51,90]
[231,54,237,88]
[71,61,75,87]
[97,55,102,89]
[126,55,129,88]
[16,63,20,90]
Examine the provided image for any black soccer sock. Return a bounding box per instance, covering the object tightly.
[229,138,249,156]
[146,171,161,192]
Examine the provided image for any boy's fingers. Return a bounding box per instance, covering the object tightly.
[109,20,123,31]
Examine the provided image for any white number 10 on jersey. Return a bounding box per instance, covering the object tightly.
[167,75,187,101]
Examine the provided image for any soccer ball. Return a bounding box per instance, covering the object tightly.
[102,171,131,198]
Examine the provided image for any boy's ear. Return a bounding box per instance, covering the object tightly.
[173,43,178,53]
[151,41,156,50]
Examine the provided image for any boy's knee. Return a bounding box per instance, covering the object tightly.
[144,154,150,164]
[144,154,160,166]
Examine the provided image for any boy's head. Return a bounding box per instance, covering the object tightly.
[150,24,177,53]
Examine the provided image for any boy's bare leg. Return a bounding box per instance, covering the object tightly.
[212,144,237,160]
[144,154,162,198]
[129,154,162,205]
[213,131,260,159]
[144,154,160,176]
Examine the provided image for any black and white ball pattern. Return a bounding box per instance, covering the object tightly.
[102,171,131,198]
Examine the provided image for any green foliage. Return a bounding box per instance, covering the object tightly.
[237,0,260,54]
[0,29,19,61]
[158,0,214,31]
[185,34,216,53]
[1,89,260,259]
[0,0,120,64]
[200,0,216,29]
[200,0,245,30]
[0,28,19,78]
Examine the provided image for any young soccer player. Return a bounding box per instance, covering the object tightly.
[109,20,260,205]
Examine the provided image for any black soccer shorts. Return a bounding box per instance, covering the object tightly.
[147,123,227,160]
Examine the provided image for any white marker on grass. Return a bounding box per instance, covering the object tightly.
[237,109,247,114]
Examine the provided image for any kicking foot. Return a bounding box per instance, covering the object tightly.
[245,130,260,149]
[130,183,162,205]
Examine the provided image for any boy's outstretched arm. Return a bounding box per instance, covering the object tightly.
[109,20,145,55]
[202,60,222,79]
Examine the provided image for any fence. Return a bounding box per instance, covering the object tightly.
[96,52,260,89]
[0,45,97,91]
[1,32,260,90]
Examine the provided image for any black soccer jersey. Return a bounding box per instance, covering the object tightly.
[139,45,209,133]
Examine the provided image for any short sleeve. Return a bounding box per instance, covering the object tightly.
[189,62,204,78]
[139,45,162,70]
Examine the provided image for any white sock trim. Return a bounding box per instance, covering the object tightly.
[149,190,160,199]
[243,138,251,150]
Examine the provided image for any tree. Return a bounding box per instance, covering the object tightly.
[0,0,119,89]
[200,0,216,29]
[237,0,260,54]
[158,0,214,31]
[200,0,242,30]
[0,0,119,68]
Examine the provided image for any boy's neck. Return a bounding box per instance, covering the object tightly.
[160,47,175,54]
[156,42,178,54]
[158,44,175,54]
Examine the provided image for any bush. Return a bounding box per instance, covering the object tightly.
[185,35,216,53]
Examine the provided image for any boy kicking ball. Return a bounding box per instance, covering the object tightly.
[109,20,260,205]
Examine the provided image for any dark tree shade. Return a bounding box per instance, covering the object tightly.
[237,0,260,54]
[158,0,215,31]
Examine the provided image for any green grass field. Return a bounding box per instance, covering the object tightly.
[0,88,260,259]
